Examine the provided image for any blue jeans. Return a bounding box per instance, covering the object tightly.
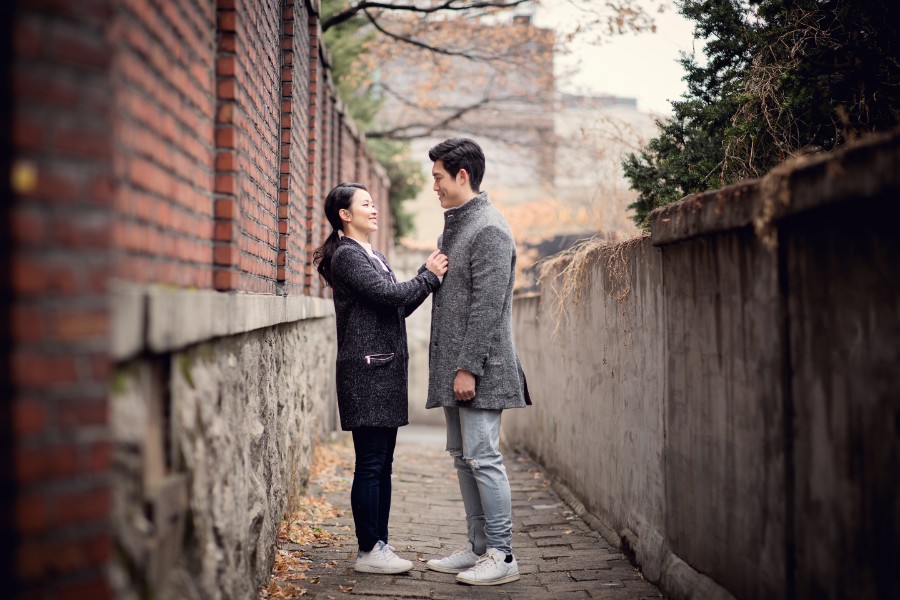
[444,406,513,555]
[351,427,398,552]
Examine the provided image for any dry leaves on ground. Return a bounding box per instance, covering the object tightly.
[278,495,342,545]
[260,438,357,599]
[309,435,354,492]
[260,579,307,599]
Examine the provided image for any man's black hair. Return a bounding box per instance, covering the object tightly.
[428,137,485,192]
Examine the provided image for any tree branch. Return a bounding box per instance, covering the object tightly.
[362,10,503,61]
[366,95,494,139]
[322,0,533,32]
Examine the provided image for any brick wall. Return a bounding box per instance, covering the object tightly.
[7,2,116,597]
[5,0,390,597]
[114,0,217,289]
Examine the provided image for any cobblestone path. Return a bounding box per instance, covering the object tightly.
[261,426,664,599]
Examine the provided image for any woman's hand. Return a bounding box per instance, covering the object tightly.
[426,249,448,277]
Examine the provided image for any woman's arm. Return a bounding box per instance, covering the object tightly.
[332,245,440,308]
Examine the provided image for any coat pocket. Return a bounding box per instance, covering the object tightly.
[364,352,395,367]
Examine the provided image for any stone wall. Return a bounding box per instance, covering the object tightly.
[111,303,335,600]
[504,130,900,600]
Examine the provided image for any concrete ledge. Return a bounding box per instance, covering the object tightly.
[111,283,334,360]
[650,129,900,247]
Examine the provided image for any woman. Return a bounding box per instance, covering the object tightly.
[313,182,448,574]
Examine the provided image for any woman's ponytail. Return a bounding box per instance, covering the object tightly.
[313,229,341,286]
[313,182,367,286]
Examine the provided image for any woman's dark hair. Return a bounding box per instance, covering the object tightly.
[313,182,367,286]
[428,137,486,192]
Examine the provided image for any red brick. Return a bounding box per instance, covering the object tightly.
[215,127,235,148]
[216,151,236,170]
[53,220,110,249]
[83,533,113,567]
[56,487,111,526]
[13,73,80,108]
[216,79,236,100]
[216,55,235,76]
[215,173,235,194]
[214,269,237,291]
[88,442,112,473]
[10,209,46,246]
[59,399,107,427]
[54,31,109,70]
[14,444,79,484]
[56,577,111,600]
[11,307,45,343]
[218,34,236,53]
[54,129,110,158]
[92,354,110,380]
[12,400,46,436]
[13,21,43,59]
[214,244,238,265]
[216,103,235,124]
[12,353,78,389]
[217,10,236,32]
[12,118,45,152]
[55,311,108,341]
[215,198,236,218]
[88,175,115,206]
[15,495,48,535]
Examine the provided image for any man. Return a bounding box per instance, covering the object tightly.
[424,137,530,586]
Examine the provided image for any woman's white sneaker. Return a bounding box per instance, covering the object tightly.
[425,543,481,573]
[455,548,520,586]
[354,541,413,574]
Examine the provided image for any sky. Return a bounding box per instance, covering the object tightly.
[533,0,698,115]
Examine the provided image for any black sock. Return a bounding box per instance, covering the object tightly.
[504,553,513,563]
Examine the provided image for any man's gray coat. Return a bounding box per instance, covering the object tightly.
[331,237,441,430]
[426,192,529,410]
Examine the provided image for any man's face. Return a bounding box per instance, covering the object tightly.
[432,160,468,209]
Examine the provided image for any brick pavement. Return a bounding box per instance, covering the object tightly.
[262,425,664,599]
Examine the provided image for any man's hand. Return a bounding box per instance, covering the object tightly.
[454,369,476,401]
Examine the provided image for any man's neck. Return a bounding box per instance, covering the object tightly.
[447,190,480,210]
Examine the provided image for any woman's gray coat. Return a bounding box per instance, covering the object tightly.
[426,192,529,411]
[331,237,440,430]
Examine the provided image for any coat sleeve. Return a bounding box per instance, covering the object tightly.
[403,263,437,317]
[332,246,440,308]
[455,225,514,376]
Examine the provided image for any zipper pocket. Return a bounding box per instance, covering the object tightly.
[364,353,395,365]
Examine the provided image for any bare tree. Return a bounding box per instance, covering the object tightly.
[323,0,661,142]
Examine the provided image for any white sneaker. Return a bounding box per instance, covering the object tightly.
[455,548,519,586]
[425,543,482,573]
[354,541,413,574]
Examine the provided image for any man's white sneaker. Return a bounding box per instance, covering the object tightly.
[455,548,520,586]
[354,541,413,574]
[425,543,482,573]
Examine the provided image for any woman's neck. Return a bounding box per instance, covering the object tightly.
[344,227,370,247]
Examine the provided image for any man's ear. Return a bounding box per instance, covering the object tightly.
[457,169,468,186]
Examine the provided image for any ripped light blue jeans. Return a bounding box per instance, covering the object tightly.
[443,406,513,555]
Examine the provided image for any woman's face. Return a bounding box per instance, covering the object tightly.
[341,188,378,235]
